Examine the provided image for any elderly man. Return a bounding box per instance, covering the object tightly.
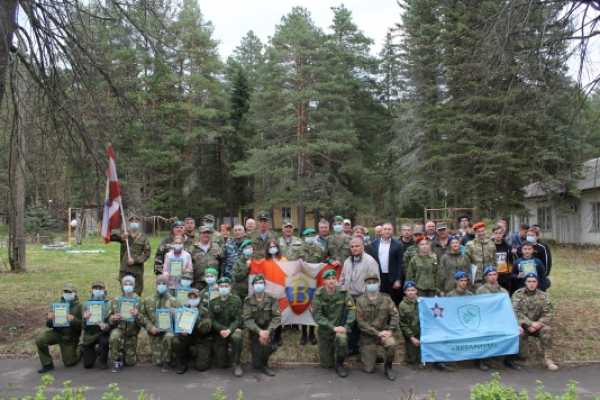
[373,225,383,241]
[424,220,437,241]
[245,218,256,233]
[340,237,380,354]
[278,219,304,260]
[190,225,223,289]
[249,211,277,259]
[343,218,353,235]
[368,222,403,304]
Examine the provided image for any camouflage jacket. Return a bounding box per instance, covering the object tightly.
[190,242,223,289]
[81,297,110,346]
[476,283,508,295]
[108,294,144,336]
[446,288,473,297]
[141,293,178,332]
[199,285,220,309]
[465,238,497,282]
[512,288,553,327]
[438,252,470,293]
[406,255,439,292]
[249,230,277,259]
[398,298,420,338]
[111,233,151,275]
[303,238,328,262]
[312,287,356,333]
[355,293,399,336]
[222,238,245,278]
[403,245,436,269]
[232,256,251,300]
[328,233,351,263]
[179,304,212,337]
[209,294,242,333]
[278,235,304,261]
[154,235,175,274]
[242,294,281,334]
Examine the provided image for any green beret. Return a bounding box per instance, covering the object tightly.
[252,274,265,284]
[239,239,253,250]
[218,277,232,285]
[205,267,218,276]
[334,215,344,222]
[302,228,316,236]
[322,269,337,279]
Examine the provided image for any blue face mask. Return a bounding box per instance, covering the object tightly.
[188,298,200,307]
[180,279,192,288]
[219,287,231,297]
[63,292,75,302]
[333,224,343,233]
[129,222,140,231]
[243,248,253,257]
[206,276,216,286]
[205,223,214,230]
[526,235,537,243]
[123,285,134,294]
[268,247,279,255]
[92,289,105,299]
[366,283,379,293]
[157,284,168,294]
[253,283,265,294]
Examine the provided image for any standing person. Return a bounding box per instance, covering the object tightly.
[312,269,356,378]
[342,218,353,235]
[141,275,178,371]
[249,211,277,260]
[209,277,244,377]
[232,240,254,301]
[521,227,553,282]
[465,222,497,286]
[202,214,224,247]
[369,222,403,304]
[162,236,193,291]
[182,217,196,250]
[512,273,558,371]
[278,219,304,260]
[438,237,470,295]
[299,228,320,346]
[512,242,547,291]
[81,281,111,370]
[355,274,399,381]
[424,220,437,241]
[110,216,151,295]
[373,225,383,241]
[329,216,352,265]
[190,225,223,290]
[108,275,144,373]
[36,283,83,373]
[446,271,473,296]
[406,238,439,297]
[242,275,281,376]
[316,219,331,256]
[511,224,529,254]
[398,281,421,368]
[456,215,472,241]
[172,289,212,374]
[155,221,184,275]
[223,224,247,279]
[432,223,451,260]
[245,218,256,234]
[491,224,514,293]
[398,224,415,250]
[220,224,231,242]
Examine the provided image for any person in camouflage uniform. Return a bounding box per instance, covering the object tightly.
[222,224,246,278]
[328,215,351,264]
[242,274,281,376]
[108,275,145,372]
[141,275,178,370]
[279,219,304,260]
[202,214,225,248]
[199,267,220,308]
[312,269,356,378]
[406,237,439,297]
[465,222,497,285]
[36,283,83,373]
[431,223,451,260]
[81,281,111,369]
[249,211,277,260]
[438,238,470,294]
[154,221,184,275]
[190,225,223,290]
[398,281,420,367]
[512,273,558,371]
[299,228,320,346]
[446,271,473,297]
[110,216,151,295]
[232,240,253,300]
[183,217,196,251]
[209,277,244,377]
[172,288,213,374]
[355,274,399,381]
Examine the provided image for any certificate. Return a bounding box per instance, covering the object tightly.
[519,259,537,275]
[169,259,183,278]
[175,307,198,334]
[118,297,138,322]
[85,301,105,326]
[156,308,173,332]
[176,288,191,305]
[53,303,70,327]
[495,252,509,273]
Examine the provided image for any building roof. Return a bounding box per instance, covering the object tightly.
[523,157,600,198]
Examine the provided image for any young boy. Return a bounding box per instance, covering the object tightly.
[512,242,546,291]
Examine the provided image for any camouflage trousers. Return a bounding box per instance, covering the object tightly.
[360,335,397,372]
[173,334,212,371]
[109,328,139,366]
[317,329,348,369]
[36,330,80,368]
[149,332,174,366]
[520,325,553,359]
[212,329,243,368]
[249,332,278,369]
[403,335,421,365]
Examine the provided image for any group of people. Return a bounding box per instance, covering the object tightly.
[35,212,558,381]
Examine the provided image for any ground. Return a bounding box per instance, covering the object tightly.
[0,236,599,364]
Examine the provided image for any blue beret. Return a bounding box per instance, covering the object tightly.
[403,280,416,290]
[483,266,497,276]
[454,271,469,280]
[524,272,538,280]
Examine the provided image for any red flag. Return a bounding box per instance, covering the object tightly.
[100,144,123,243]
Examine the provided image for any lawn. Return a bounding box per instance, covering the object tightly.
[0,234,599,364]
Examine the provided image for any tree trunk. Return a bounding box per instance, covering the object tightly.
[0,0,18,107]
[8,110,27,272]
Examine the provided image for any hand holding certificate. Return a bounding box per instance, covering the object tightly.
[118,297,139,322]
[52,303,70,327]
[85,301,105,326]
[156,308,173,332]
[175,307,198,334]
[170,259,183,278]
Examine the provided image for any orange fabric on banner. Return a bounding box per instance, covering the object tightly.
[249,258,287,287]
[315,263,341,287]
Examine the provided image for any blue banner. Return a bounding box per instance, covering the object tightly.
[418,294,519,363]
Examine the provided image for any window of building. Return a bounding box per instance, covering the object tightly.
[537,207,552,231]
[281,207,291,220]
[592,202,600,233]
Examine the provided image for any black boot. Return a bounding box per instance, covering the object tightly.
[384,361,396,381]
[37,364,54,374]
[309,326,317,345]
[176,359,188,374]
[335,360,348,378]
[300,326,308,346]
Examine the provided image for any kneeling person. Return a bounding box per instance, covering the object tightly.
[356,274,399,380]
[36,283,83,373]
[81,281,111,369]
[398,281,421,368]
[312,269,356,378]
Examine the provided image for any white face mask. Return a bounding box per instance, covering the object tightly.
[333,224,343,233]
[253,283,265,293]
[188,298,200,307]
[180,279,192,288]
[243,248,253,257]
[268,247,279,255]
[526,235,537,243]
[63,292,75,302]
[205,276,217,286]
[123,285,134,294]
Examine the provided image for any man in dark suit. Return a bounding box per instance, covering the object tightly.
[368,222,403,304]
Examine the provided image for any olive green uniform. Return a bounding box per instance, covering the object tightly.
[465,238,497,285]
[438,252,470,293]
[398,298,420,364]
[406,255,439,297]
[328,233,351,264]
[312,287,356,369]
[512,287,554,360]
[108,294,144,366]
[199,285,220,309]
[190,242,223,290]
[355,293,399,372]
[232,255,251,300]
[278,235,304,261]
[154,235,175,275]
[476,283,508,295]
[111,233,151,295]
[242,294,281,369]
[172,305,213,371]
[209,294,243,368]
[446,287,473,297]
[249,230,277,259]
[81,298,111,368]
[141,293,178,366]
[36,297,83,368]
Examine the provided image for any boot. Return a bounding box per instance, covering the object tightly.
[175,359,188,374]
[309,326,317,345]
[233,364,243,377]
[300,326,308,346]
[37,364,54,374]
[384,361,396,381]
[335,360,348,378]
[478,361,490,371]
[160,362,170,373]
[261,366,276,376]
[435,362,455,372]
[503,359,522,370]
[544,358,558,371]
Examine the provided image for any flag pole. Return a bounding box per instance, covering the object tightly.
[119,200,132,260]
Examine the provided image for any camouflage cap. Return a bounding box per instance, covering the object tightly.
[171,220,184,229]
[91,281,106,289]
[364,273,379,283]
[218,276,232,285]
[205,267,218,277]
[322,269,337,279]
[252,274,266,284]
[63,283,77,292]
[302,228,316,236]
[436,222,448,230]
[128,215,141,222]
[343,218,351,225]
[199,225,212,233]
[282,219,294,228]
[202,214,216,223]
[257,210,270,221]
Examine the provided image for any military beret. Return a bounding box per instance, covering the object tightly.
[282,219,294,228]
[403,280,416,290]
[188,288,200,297]
[322,269,337,279]
[239,239,253,250]
[63,283,77,292]
[121,275,135,284]
[205,267,218,277]
[483,266,497,276]
[91,281,105,289]
[454,271,468,280]
[199,225,212,233]
[202,214,216,223]
[252,274,265,284]
[156,275,169,284]
[171,220,184,229]
[181,271,194,279]
[415,235,427,244]
[334,215,344,223]
[524,272,538,280]
[473,222,486,230]
[257,210,270,221]
[364,273,379,283]
[218,277,232,285]
[302,228,316,236]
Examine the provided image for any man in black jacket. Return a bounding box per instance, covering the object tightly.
[368,223,403,304]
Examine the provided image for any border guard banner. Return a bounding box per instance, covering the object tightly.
[418,294,519,363]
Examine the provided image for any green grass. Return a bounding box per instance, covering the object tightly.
[0,233,599,363]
